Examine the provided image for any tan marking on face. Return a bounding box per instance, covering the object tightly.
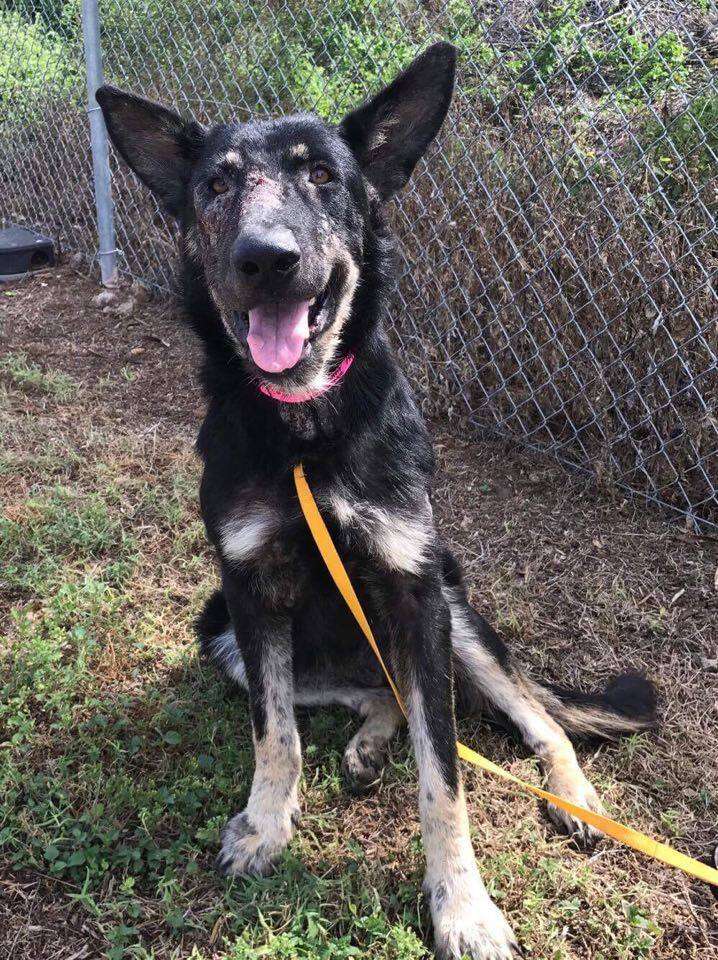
[302,252,360,393]
[289,143,309,160]
[268,246,360,398]
[224,150,243,167]
[319,255,359,365]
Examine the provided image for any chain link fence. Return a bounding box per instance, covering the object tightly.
[2,0,717,526]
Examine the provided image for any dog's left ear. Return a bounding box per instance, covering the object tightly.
[339,42,456,200]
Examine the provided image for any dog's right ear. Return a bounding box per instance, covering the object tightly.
[95,86,206,216]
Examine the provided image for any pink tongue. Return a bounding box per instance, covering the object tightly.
[247,301,311,373]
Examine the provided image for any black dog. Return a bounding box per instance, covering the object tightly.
[97,44,655,959]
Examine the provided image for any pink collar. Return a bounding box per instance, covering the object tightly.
[259,352,355,403]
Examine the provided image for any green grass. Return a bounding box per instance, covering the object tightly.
[0,351,80,401]
[0,358,689,959]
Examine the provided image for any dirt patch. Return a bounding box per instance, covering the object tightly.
[0,262,204,431]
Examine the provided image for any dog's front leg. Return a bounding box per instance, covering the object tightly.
[216,572,300,878]
[385,575,520,960]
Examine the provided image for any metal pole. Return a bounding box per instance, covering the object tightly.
[81,0,118,286]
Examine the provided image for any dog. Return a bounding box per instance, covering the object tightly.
[96,43,656,960]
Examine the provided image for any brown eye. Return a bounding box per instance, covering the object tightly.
[210,177,229,194]
[309,165,332,185]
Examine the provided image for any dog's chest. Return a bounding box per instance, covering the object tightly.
[218,484,434,579]
[219,492,290,567]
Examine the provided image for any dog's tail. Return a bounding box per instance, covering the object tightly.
[524,670,657,739]
[453,601,657,740]
[195,589,247,687]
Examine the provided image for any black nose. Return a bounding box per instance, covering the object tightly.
[232,227,301,279]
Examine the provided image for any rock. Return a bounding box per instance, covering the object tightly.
[94,289,116,308]
[114,298,136,317]
[131,280,151,304]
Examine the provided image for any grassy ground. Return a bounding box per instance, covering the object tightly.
[1,265,717,959]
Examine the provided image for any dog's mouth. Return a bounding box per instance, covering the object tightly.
[232,276,334,375]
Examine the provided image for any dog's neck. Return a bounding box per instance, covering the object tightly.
[258,352,356,403]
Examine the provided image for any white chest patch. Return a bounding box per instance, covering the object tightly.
[220,505,279,563]
[329,492,434,575]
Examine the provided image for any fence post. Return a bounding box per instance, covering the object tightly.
[81,0,118,286]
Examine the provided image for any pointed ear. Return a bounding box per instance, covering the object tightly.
[95,85,206,216]
[339,42,456,200]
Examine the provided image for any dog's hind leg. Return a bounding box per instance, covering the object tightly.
[333,690,404,793]
[288,684,404,792]
[446,585,608,844]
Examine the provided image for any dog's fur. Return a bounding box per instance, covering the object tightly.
[97,45,657,959]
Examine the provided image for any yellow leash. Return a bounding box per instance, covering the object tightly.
[293,463,718,888]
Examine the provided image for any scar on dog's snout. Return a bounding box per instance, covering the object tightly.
[243,172,283,212]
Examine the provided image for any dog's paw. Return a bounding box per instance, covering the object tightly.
[216,808,298,878]
[545,770,604,848]
[341,737,386,794]
[426,875,521,960]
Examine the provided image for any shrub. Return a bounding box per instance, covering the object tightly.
[0,10,82,122]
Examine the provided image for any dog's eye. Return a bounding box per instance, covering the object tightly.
[210,177,229,194]
[309,165,332,186]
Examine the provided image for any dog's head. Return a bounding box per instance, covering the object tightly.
[97,43,455,390]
